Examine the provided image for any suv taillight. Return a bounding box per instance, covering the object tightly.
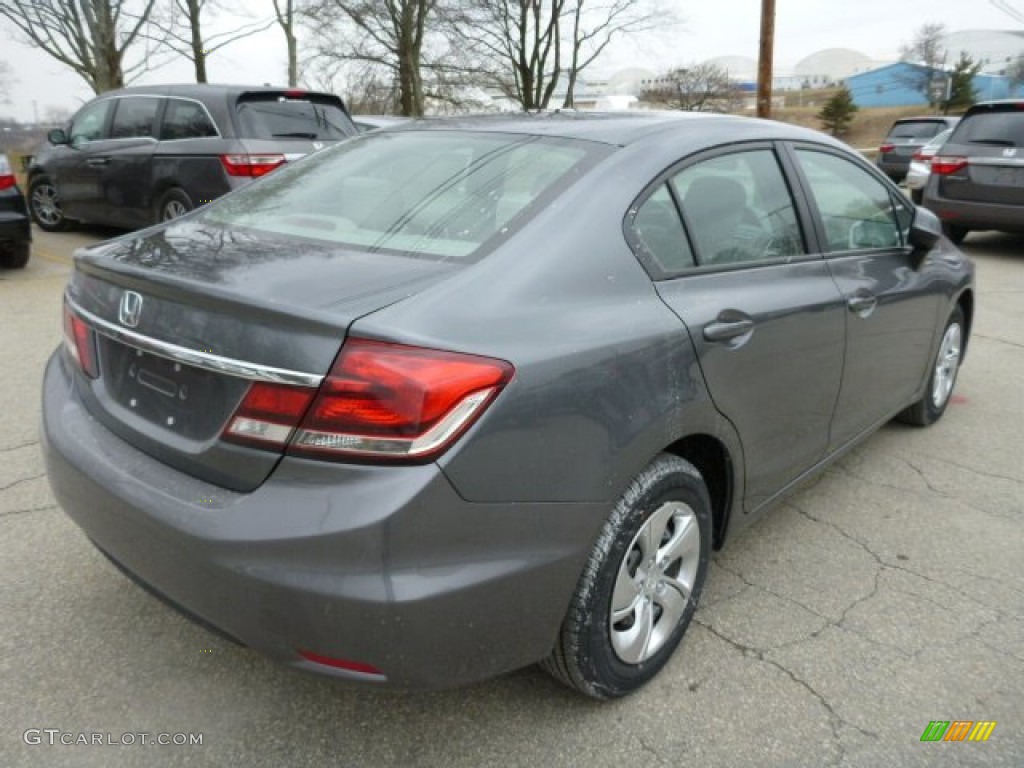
[931,156,969,175]
[222,339,514,461]
[0,174,15,191]
[879,143,895,153]
[62,303,98,378]
[219,154,286,178]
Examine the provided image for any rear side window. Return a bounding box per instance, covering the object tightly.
[161,99,218,140]
[203,131,602,261]
[954,111,1024,148]
[234,94,356,140]
[631,185,694,272]
[109,97,160,139]
[670,150,806,267]
[888,121,944,140]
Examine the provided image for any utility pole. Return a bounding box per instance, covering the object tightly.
[757,0,775,118]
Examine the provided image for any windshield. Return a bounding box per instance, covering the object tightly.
[203,131,602,262]
[234,94,356,140]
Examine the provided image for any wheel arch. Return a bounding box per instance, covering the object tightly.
[663,433,735,550]
[956,288,974,362]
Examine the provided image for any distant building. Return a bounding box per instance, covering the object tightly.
[845,62,1022,107]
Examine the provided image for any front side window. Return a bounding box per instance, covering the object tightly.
[669,149,805,267]
[795,150,901,252]
[204,131,602,261]
[109,97,161,139]
[161,99,218,140]
[69,100,113,144]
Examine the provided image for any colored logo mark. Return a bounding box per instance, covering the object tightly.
[920,720,997,742]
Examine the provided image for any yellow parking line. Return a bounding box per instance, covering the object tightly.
[32,245,73,266]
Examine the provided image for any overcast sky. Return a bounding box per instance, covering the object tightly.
[1,0,1023,122]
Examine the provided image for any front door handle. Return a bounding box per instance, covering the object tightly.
[847,293,877,316]
[86,157,110,167]
[704,317,755,343]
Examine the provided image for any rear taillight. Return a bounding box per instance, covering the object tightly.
[290,340,514,461]
[911,151,924,161]
[879,143,895,153]
[931,156,969,175]
[219,154,286,178]
[0,174,15,191]
[62,303,98,378]
[223,382,317,448]
[222,339,513,461]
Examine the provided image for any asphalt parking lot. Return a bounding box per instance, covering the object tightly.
[2,226,1022,768]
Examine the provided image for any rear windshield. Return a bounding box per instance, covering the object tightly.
[888,121,946,139]
[234,93,356,140]
[202,131,604,261]
[953,110,1024,148]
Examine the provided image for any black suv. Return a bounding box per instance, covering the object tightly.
[0,153,31,268]
[28,84,357,232]
[923,100,1024,243]
[876,116,959,183]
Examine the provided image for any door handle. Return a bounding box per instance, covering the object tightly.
[847,294,877,316]
[86,157,110,167]
[703,317,755,343]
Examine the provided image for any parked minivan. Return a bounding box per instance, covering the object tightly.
[876,116,959,183]
[28,84,357,232]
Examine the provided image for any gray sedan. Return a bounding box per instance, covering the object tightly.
[42,113,974,699]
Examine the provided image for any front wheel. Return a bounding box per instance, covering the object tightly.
[542,454,711,699]
[898,306,965,427]
[28,175,72,232]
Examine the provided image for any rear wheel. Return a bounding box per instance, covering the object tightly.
[0,241,30,269]
[157,188,193,222]
[942,223,968,244]
[898,306,964,427]
[28,175,72,232]
[543,454,711,699]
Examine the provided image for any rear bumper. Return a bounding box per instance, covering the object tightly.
[41,351,607,689]
[924,192,1024,234]
[876,156,910,181]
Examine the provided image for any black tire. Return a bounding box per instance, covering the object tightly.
[156,188,193,223]
[28,175,72,232]
[543,454,712,699]
[898,306,965,427]
[0,241,30,269]
[942,223,968,244]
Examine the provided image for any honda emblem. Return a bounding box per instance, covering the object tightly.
[119,291,144,328]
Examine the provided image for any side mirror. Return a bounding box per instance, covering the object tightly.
[47,128,68,146]
[908,206,942,252]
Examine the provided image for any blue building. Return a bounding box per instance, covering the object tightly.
[845,62,1024,107]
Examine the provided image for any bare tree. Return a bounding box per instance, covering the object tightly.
[305,0,443,116]
[0,0,160,93]
[561,0,663,108]
[899,22,948,105]
[0,61,12,105]
[149,0,274,83]
[273,0,299,86]
[639,63,743,112]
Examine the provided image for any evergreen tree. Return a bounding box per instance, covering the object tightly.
[818,87,859,137]
[947,51,980,112]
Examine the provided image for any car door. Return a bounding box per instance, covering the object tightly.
[640,145,847,511]
[96,96,162,228]
[53,98,116,222]
[787,144,943,451]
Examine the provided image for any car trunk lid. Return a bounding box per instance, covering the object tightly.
[66,217,459,491]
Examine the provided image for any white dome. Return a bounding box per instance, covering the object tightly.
[701,56,757,80]
[794,49,874,79]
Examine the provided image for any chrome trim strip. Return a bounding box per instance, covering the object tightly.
[67,297,324,388]
[968,156,1024,168]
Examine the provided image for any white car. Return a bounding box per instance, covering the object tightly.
[906,128,953,203]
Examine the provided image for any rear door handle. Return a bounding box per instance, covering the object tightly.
[703,317,755,343]
[847,294,877,316]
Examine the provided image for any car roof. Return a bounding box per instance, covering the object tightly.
[384,111,845,148]
[891,116,959,123]
[96,84,341,101]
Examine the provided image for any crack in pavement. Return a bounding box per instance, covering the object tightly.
[912,453,1024,487]
[696,619,874,767]
[0,440,39,453]
[972,333,1024,350]
[0,472,46,493]
[0,504,58,519]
